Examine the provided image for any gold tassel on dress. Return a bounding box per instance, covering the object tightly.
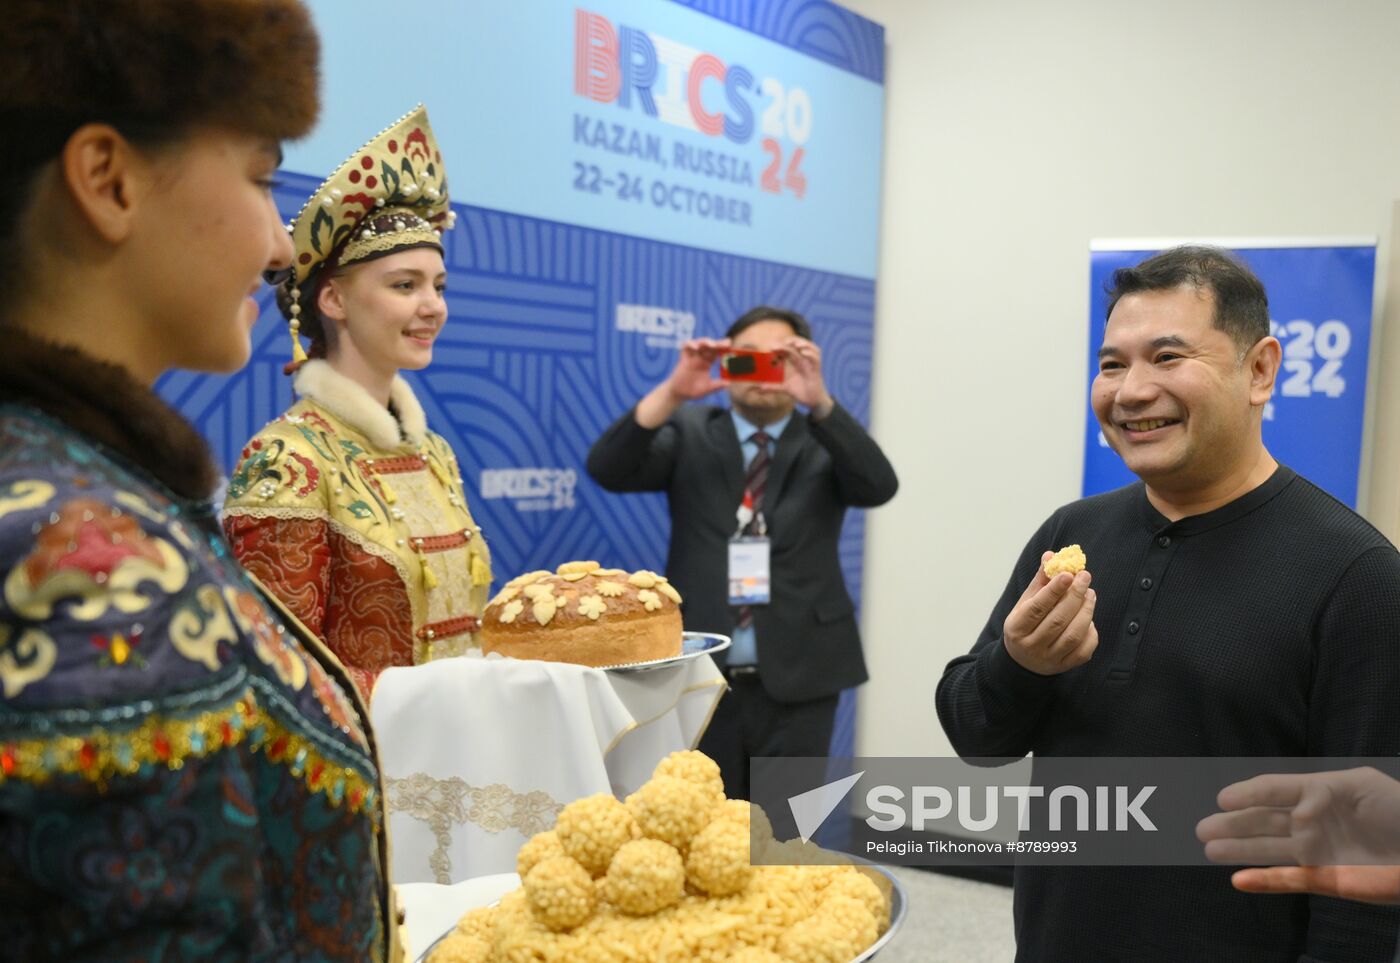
[377,474,398,504]
[470,554,491,587]
[427,456,452,489]
[413,538,439,590]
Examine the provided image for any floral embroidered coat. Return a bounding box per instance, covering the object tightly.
[223,361,492,698]
[0,334,399,962]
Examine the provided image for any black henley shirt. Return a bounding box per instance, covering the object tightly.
[937,466,1400,962]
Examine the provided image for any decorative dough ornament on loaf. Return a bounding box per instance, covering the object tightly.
[480,561,683,666]
[1043,544,1087,579]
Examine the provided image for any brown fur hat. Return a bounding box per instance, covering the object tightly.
[1,0,320,141]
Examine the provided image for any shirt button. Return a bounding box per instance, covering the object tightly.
[1139,577,1153,590]
[1127,620,1140,635]
[1157,535,1172,548]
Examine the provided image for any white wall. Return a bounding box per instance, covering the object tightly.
[839,0,1400,758]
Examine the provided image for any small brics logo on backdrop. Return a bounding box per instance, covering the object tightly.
[573,7,810,201]
[480,469,578,513]
[615,303,696,350]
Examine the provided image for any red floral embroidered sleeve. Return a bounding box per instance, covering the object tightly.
[224,515,332,640]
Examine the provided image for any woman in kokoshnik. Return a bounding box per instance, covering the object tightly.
[223,106,492,700]
[0,2,401,961]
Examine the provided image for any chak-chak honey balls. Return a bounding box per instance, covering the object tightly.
[602,838,686,916]
[428,750,892,963]
[685,817,753,897]
[514,830,567,879]
[625,775,716,854]
[652,747,726,806]
[554,793,641,877]
[1043,544,1088,578]
[823,870,887,922]
[522,856,596,931]
[778,896,879,963]
[713,798,775,843]
[727,950,788,963]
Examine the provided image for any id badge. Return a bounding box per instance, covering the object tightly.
[728,536,771,605]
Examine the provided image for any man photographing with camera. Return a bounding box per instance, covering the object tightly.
[587,306,897,807]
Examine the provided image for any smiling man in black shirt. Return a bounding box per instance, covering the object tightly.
[937,245,1400,961]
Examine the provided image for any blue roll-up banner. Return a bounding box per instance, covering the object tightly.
[158,1,885,763]
[1084,240,1377,508]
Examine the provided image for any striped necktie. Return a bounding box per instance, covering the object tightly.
[744,429,771,531]
[735,429,772,630]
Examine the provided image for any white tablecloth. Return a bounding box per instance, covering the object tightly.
[372,651,725,884]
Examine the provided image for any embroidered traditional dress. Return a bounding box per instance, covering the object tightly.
[0,335,399,962]
[224,360,491,697]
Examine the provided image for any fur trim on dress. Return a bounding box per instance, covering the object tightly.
[0,328,220,500]
[292,360,428,449]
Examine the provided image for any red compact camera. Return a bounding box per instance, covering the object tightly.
[718,349,785,383]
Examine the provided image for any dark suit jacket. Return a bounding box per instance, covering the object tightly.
[587,401,897,702]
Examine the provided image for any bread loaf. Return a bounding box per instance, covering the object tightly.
[480,561,683,667]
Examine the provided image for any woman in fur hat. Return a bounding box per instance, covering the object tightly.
[224,106,492,699]
[0,2,399,960]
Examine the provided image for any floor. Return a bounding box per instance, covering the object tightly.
[878,868,1016,962]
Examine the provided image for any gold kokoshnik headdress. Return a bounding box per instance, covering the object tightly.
[276,103,457,366]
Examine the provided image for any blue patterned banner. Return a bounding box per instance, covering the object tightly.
[1084,241,1376,507]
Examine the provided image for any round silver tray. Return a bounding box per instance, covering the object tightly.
[599,631,730,674]
[416,864,906,962]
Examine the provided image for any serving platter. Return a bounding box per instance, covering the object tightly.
[599,631,730,674]
[411,864,908,962]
